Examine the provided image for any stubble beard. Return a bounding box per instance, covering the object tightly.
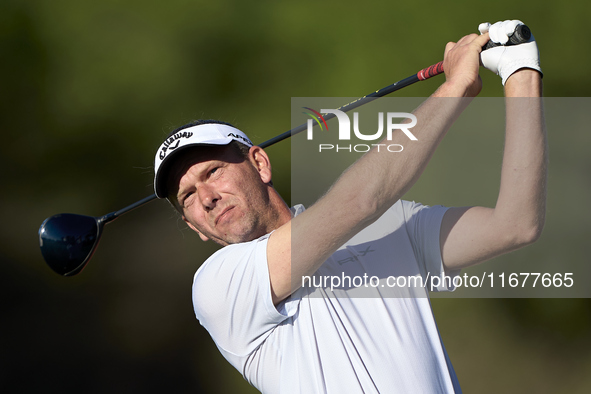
[208,193,274,246]
[207,208,269,246]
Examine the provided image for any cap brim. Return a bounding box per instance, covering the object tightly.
[154,140,235,198]
[154,124,253,198]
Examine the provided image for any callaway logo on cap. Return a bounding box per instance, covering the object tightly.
[154,123,253,198]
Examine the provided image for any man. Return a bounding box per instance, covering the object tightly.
[153,20,545,393]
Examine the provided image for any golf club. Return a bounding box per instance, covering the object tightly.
[38,61,433,277]
[39,26,531,276]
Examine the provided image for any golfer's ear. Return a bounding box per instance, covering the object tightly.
[183,216,210,242]
[249,146,272,184]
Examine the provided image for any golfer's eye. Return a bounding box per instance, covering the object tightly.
[182,191,194,205]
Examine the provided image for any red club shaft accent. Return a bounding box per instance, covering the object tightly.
[417,61,444,81]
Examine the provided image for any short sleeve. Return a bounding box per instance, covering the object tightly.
[400,200,460,292]
[192,235,298,357]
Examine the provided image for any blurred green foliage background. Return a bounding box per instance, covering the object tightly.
[1,0,590,392]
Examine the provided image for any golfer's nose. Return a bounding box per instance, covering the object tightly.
[197,184,220,210]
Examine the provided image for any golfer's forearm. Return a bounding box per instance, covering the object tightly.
[339,93,468,217]
[301,85,469,238]
[495,71,546,243]
[348,80,478,213]
[288,85,470,285]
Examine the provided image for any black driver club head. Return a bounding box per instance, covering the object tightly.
[39,213,104,276]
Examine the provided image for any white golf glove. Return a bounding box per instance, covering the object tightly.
[479,20,542,85]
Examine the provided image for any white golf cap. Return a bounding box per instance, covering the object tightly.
[154,123,253,198]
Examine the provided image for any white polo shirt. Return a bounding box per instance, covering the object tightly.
[192,200,461,393]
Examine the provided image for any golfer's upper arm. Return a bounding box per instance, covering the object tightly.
[439,206,539,271]
[266,196,378,306]
[266,220,293,306]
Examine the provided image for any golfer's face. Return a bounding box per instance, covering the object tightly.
[173,145,271,246]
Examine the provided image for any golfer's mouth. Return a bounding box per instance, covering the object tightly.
[215,206,235,225]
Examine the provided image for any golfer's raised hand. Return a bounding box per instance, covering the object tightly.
[479,20,542,85]
[442,33,490,97]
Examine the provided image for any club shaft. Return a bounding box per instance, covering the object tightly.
[100,193,159,224]
[259,61,444,148]
[260,24,532,149]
